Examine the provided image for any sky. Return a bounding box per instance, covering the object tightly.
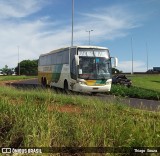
[0,0,160,72]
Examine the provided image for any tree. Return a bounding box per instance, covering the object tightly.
[15,59,38,76]
[112,68,122,74]
[0,65,14,75]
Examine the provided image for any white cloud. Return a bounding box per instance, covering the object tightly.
[0,3,143,69]
[0,18,72,68]
[0,0,45,19]
[118,61,147,73]
[76,5,140,42]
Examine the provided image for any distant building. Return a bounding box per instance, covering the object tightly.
[153,67,160,72]
[0,71,3,75]
[146,67,160,73]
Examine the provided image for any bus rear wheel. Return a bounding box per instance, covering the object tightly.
[91,92,97,96]
[41,77,47,88]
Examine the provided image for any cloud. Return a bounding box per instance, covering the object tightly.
[118,61,147,72]
[75,5,141,42]
[0,0,45,19]
[0,18,72,68]
[0,2,142,69]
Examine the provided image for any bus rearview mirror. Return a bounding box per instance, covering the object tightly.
[114,57,118,67]
[111,57,118,67]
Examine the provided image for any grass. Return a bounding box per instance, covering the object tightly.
[110,85,160,101]
[1,86,160,155]
[0,75,37,81]
[109,74,160,100]
[128,74,160,92]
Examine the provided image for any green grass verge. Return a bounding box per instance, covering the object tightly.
[129,74,160,92]
[110,85,160,101]
[110,74,160,100]
[1,86,160,154]
[0,75,37,81]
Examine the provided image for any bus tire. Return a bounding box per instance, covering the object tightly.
[41,77,44,87]
[91,92,97,96]
[42,77,47,88]
[64,80,69,94]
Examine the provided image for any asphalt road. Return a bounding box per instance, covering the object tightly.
[6,78,39,88]
[6,78,160,112]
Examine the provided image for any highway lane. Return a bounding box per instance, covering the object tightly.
[7,78,39,85]
[5,78,160,112]
[94,94,160,112]
[6,78,39,88]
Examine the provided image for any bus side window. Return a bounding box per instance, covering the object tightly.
[51,53,55,64]
[57,53,63,64]
[41,56,46,66]
[63,50,69,64]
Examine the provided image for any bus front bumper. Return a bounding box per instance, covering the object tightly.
[76,79,112,93]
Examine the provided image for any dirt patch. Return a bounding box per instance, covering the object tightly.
[0,78,37,86]
[0,81,8,86]
[0,80,20,86]
[48,104,81,113]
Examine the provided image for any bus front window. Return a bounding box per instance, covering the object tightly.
[78,57,111,80]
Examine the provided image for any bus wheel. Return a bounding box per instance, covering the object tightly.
[41,77,43,86]
[41,77,44,87]
[64,80,69,94]
[91,92,97,96]
[42,77,47,88]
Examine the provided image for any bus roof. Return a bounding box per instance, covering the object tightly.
[40,45,109,57]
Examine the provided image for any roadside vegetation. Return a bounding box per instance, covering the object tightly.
[110,85,160,101]
[0,59,38,76]
[0,75,37,81]
[129,74,160,92]
[110,74,160,100]
[1,86,160,155]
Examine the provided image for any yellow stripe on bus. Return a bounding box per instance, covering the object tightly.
[85,80,96,86]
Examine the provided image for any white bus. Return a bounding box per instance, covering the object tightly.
[38,46,118,93]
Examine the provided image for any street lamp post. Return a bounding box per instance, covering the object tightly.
[71,0,74,47]
[18,46,20,75]
[146,42,149,71]
[86,30,93,45]
[131,37,134,74]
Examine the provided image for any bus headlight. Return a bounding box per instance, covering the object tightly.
[78,80,87,85]
[106,80,112,85]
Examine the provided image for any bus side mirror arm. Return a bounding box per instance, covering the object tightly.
[75,55,79,66]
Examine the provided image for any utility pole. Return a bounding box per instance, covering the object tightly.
[86,30,93,45]
[71,0,74,47]
[18,46,20,75]
[131,37,134,74]
[146,42,149,71]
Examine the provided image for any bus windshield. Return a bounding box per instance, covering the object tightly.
[78,49,111,80]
